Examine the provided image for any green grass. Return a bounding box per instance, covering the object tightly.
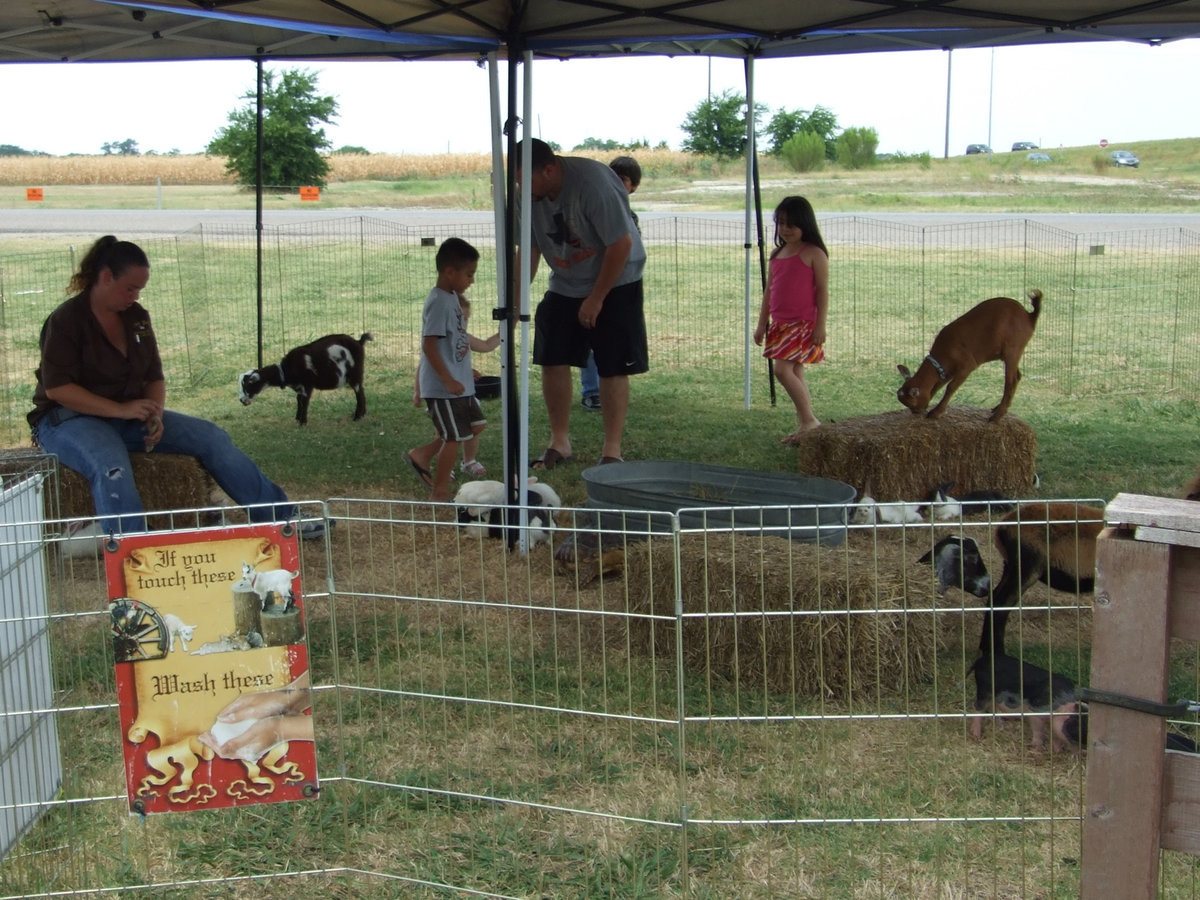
[2,154,1199,898]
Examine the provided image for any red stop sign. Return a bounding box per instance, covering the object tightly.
[1100,139,1109,148]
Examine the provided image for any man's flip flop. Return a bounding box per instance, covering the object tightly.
[531,448,574,471]
[404,452,434,488]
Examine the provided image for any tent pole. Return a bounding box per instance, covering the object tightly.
[944,49,952,160]
[743,54,763,410]
[255,57,265,369]
[515,51,535,552]
[746,53,771,407]
[501,47,521,546]
[487,51,512,511]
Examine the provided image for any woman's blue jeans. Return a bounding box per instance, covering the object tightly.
[34,409,292,535]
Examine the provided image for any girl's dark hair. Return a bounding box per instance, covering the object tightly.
[772,196,828,258]
[69,235,149,295]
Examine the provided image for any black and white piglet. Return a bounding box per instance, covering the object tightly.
[969,651,1083,751]
[453,479,561,546]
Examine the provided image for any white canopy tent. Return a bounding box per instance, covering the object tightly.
[4,0,1198,542]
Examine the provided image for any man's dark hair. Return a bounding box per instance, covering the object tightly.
[513,138,556,170]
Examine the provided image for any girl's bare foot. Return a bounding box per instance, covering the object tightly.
[781,422,821,445]
[780,429,805,445]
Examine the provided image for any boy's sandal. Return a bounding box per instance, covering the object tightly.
[404,452,434,488]
[460,459,487,477]
[531,447,574,471]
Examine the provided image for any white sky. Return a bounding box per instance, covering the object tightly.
[2,38,1197,158]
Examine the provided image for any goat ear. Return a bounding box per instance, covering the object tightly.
[916,549,932,564]
[897,364,912,379]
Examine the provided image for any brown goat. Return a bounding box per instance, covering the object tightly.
[897,290,1042,422]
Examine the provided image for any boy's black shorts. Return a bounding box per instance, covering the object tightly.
[426,396,485,443]
[532,280,648,377]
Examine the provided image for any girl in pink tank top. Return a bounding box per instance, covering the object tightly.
[753,196,830,445]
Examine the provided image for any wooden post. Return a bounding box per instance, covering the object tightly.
[1083,494,1200,898]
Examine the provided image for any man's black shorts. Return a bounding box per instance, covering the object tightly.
[532,280,648,377]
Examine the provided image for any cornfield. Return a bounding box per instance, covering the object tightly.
[0,147,707,186]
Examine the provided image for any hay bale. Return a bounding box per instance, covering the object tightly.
[621,531,950,700]
[792,406,1036,502]
[54,453,220,522]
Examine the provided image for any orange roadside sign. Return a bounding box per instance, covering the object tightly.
[26,188,44,202]
[299,186,320,202]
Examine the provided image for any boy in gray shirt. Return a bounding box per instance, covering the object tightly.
[406,237,485,501]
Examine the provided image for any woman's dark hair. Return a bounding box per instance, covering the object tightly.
[69,235,149,295]
[772,196,828,258]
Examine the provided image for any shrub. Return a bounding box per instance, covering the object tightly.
[780,131,826,173]
[835,127,879,170]
[879,150,932,169]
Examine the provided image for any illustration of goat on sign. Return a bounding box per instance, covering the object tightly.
[232,563,299,614]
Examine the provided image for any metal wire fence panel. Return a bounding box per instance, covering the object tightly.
[9,492,1172,897]
[2,218,1198,446]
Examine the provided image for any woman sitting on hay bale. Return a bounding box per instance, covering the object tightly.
[28,236,325,541]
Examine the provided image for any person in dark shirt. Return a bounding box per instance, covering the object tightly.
[29,235,325,539]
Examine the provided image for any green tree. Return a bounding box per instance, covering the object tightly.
[766,106,840,158]
[680,90,763,158]
[101,139,140,156]
[835,126,879,169]
[779,131,826,173]
[764,110,805,154]
[207,68,338,190]
[575,137,621,151]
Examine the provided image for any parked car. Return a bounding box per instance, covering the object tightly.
[965,143,991,155]
[1026,152,1052,163]
[1012,141,1039,151]
[1109,150,1140,168]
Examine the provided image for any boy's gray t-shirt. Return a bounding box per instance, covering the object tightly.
[418,286,474,400]
[528,156,645,298]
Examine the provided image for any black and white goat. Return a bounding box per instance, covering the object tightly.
[454,479,562,547]
[917,534,991,599]
[238,332,372,425]
[978,501,1104,653]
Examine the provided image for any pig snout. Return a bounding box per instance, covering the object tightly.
[1052,701,1088,752]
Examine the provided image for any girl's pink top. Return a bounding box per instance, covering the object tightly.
[768,252,817,322]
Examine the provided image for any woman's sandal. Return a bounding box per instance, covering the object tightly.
[460,459,486,477]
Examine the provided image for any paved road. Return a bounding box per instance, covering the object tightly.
[4,208,1200,237]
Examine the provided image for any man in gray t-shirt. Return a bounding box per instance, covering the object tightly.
[516,138,648,469]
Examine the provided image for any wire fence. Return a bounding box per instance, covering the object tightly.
[4,448,1198,897]
[1,216,1197,446]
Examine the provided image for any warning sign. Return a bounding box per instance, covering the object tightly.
[106,524,318,815]
[26,188,43,202]
[299,186,320,202]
